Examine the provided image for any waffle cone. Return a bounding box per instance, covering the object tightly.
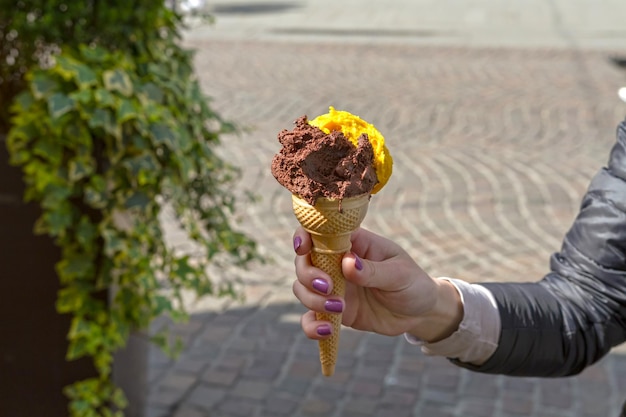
[291,193,370,376]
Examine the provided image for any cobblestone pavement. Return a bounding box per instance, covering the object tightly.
[146,2,626,417]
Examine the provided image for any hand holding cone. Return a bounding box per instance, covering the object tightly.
[292,193,370,376]
[271,107,392,376]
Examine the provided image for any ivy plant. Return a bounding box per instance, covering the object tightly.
[6,26,259,417]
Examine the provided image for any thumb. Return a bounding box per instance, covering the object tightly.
[342,252,410,292]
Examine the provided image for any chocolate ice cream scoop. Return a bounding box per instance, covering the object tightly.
[271,115,378,206]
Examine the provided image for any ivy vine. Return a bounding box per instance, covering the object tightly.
[6,20,259,417]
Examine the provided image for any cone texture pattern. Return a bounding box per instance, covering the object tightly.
[291,194,370,376]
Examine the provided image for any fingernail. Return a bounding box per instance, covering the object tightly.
[354,254,363,271]
[312,278,330,294]
[293,236,302,252]
[325,299,343,313]
[317,324,332,336]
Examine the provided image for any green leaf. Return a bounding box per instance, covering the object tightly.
[111,387,128,409]
[56,287,85,313]
[177,155,195,181]
[150,332,168,351]
[102,230,123,256]
[69,88,93,105]
[174,256,197,280]
[56,56,98,88]
[42,206,74,236]
[76,217,98,247]
[69,317,93,338]
[123,152,159,180]
[93,350,113,376]
[58,254,94,282]
[75,65,98,88]
[149,123,176,149]
[153,295,172,315]
[79,44,109,63]
[175,126,192,153]
[41,184,72,209]
[88,108,108,129]
[94,89,116,107]
[146,62,169,81]
[140,82,164,104]
[125,192,151,209]
[30,73,58,99]
[66,337,89,360]
[103,69,133,96]
[88,108,120,138]
[7,149,30,166]
[129,134,149,150]
[64,122,92,147]
[6,123,34,153]
[32,139,63,165]
[84,175,108,209]
[68,158,94,182]
[116,98,138,123]
[12,91,35,112]
[48,93,75,119]
[106,315,130,347]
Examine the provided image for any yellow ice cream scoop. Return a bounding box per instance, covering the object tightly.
[309,106,393,194]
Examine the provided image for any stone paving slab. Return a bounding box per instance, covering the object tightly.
[146,1,626,416]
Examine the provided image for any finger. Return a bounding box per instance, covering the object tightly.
[294,251,333,295]
[293,227,313,255]
[300,310,333,340]
[293,280,344,314]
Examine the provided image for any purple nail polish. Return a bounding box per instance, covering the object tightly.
[354,254,363,271]
[325,299,343,313]
[312,278,330,294]
[293,236,302,251]
[317,324,332,336]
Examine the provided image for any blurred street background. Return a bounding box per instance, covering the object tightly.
[147,1,626,416]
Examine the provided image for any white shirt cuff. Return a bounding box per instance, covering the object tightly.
[404,278,500,365]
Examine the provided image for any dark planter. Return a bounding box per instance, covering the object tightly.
[0,136,99,416]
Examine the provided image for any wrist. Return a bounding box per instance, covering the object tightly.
[406,278,464,343]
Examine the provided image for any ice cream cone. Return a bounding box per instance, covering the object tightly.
[291,193,370,376]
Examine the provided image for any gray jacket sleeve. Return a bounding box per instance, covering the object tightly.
[454,119,626,377]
